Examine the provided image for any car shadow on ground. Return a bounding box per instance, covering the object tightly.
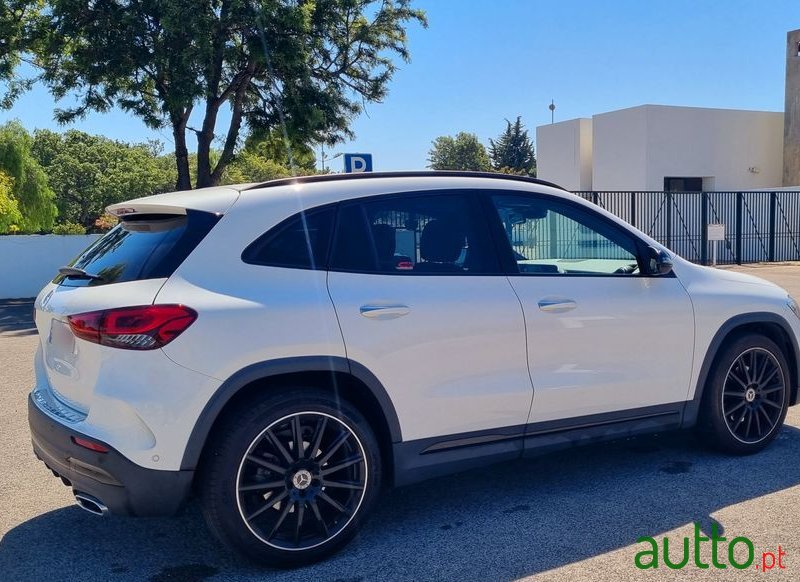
[0,299,36,336]
[2,427,800,581]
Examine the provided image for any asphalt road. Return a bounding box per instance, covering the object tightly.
[2,265,800,581]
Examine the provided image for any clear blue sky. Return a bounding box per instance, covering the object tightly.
[3,0,799,171]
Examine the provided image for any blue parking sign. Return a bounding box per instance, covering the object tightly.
[344,153,373,173]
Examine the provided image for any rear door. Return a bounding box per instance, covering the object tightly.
[485,192,695,424]
[326,191,533,442]
[35,210,219,412]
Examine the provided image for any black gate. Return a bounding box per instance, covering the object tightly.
[575,191,800,265]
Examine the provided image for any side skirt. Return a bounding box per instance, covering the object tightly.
[392,402,684,487]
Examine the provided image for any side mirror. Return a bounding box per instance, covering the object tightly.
[648,246,673,276]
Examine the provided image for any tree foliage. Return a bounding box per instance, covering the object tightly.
[33,0,426,189]
[0,121,57,232]
[427,132,490,171]
[32,129,175,227]
[243,127,316,173]
[0,1,41,107]
[489,116,536,176]
[0,171,22,233]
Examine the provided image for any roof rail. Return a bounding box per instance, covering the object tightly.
[243,171,567,192]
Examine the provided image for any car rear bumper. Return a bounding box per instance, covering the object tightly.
[28,394,194,517]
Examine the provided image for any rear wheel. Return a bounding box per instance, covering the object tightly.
[199,389,382,566]
[700,334,789,454]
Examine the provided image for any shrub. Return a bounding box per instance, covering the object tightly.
[51,222,87,235]
[93,213,118,231]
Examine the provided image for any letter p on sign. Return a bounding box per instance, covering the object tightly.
[344,153,373,173]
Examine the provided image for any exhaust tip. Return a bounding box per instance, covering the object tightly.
[74,492,109,517]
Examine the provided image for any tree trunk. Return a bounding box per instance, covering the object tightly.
[209,70,252,186]
[172,113,192,191]
[195,100,220,189]
[195,131,213,189]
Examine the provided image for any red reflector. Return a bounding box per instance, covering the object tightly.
[72,436,109,453]
[67,305,197,350]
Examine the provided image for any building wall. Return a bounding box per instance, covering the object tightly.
[642,105,784,191]
[590,106,648,191]
[538,105,784,191]
[784,29,800,186]
[536,118,593,190]
[0,235,101,299]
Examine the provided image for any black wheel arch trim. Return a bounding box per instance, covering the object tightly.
[681,311,800,428]
[179,356,402,471]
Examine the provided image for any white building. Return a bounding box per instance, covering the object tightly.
[537,104,785,191]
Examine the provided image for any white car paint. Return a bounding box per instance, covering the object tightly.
[30,175,800,475]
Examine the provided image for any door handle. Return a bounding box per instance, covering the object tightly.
[537,298,577,313]
[359,304,411,320]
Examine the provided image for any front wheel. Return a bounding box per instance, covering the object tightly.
[700,333,790,454]
[199,389,382,567]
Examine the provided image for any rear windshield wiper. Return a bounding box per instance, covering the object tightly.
[58,266,104,281]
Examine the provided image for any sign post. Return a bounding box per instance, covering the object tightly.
[343,153,373,173]
[707,223,725,267]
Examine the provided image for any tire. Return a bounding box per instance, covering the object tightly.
[198,388,382,567]
[699,333,790,455]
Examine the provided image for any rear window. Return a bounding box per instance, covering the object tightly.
[54,210,220,287]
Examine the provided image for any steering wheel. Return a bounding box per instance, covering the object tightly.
[613,263,640,275]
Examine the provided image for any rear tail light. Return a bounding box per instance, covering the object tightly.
[67,305,197,350]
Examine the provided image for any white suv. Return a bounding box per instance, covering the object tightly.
[29,172,800,566]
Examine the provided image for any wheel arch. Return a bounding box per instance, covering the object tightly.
[682,312,800,427]
[182,356,401,483]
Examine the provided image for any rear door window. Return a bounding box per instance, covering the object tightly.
[54,210,219,287]
[330,192,499,274]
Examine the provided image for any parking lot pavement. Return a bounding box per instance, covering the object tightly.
[2,265,800,581]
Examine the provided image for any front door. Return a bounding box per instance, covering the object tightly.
[487,192,695,425]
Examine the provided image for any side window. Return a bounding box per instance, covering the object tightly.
[331,193,498,274]
[242,206,335,269]
[491,194,641,275]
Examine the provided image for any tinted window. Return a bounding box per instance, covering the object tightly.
[331,193,498,274]
[54,210,219,287]
[491,194,641,275]
[242,206,335,269]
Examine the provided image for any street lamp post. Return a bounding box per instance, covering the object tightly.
[320,144,342,172]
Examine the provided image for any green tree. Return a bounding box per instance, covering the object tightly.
[0,121,57,231]
[427,132,490,171]
[33,0,426,190]
[0,1,41,107]
[243,127,317,174]
[222,150,293,184]
[489,116,536,176]
[0,171,23,232]
[32,129,175,227]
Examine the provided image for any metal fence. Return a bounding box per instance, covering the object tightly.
[574,191,800,265]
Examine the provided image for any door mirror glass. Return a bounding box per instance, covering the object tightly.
[648,246,673,275]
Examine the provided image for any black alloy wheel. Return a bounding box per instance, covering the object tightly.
[721,347,786,444]
[700,333,790,454]
[236,411,368,551]
[199,389,382,567]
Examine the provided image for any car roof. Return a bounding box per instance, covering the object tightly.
[107,172,569,218]
[244,171,566,192]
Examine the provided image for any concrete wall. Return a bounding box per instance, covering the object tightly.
[642,105,783,191]
[591,107,648,191]
[0,235,101,299]
[784,29,800,186]
[588,105,784,190]
[536,118,593,190]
